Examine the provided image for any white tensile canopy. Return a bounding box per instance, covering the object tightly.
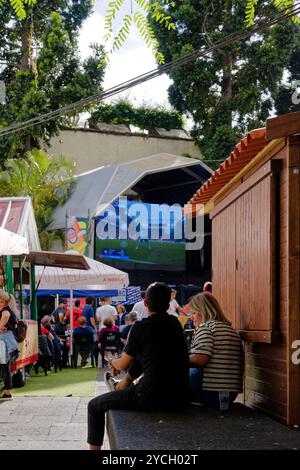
[0,227,29,255]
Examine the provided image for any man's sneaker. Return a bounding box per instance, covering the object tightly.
[0,393,13,401]
[104,371,118,392]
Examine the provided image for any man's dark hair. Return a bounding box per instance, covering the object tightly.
[86,296,94,305]
[141,290,146,299]
[145,282,171,314]
[74,300,80,308]
[59,297,67,305]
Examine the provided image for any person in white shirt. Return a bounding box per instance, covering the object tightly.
[167,289,185,317]
[133,291,148,321]
[96,297,117,330]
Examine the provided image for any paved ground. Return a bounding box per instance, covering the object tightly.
[0,367,110,450]
[1,368,300,450]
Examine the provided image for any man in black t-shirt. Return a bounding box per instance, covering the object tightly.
[87,282,190,451]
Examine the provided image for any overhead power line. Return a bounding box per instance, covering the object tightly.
[0,4,300,138]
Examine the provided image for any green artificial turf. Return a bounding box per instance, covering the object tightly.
[96,238,185,266]
[12,365,98,397]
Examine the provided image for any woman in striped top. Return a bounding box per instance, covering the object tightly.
[188,293,244,408]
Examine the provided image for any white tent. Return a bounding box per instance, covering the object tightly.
[35,254,129,291]
[0,227,29,255]
[34,253,129,357]
[50,153,213,230]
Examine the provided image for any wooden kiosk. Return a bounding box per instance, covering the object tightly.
[186,111,300,428]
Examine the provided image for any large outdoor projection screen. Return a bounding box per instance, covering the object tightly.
[94,200,186,271]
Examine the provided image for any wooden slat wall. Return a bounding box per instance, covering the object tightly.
[287,136,300,427]
[211,145,289,424]
[236,175,273,331]
[212,204,236,326]
[243,148,288,423]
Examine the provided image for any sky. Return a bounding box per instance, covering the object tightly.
[78,0,173,109]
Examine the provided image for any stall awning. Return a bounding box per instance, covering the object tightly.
[32,252,129,290]
[26,251,89,270]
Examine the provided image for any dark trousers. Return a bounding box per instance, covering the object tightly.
[0,361,12,390]
[87,385,187,446]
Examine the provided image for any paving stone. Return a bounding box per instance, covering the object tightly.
[0,413,34,424]
[70,415,88,423]
[0,440,87,450]
[29,415,72,425]
[0,367,109,450]
[48,423,86,440]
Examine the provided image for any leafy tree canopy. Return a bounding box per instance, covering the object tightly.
[0,0,176,63]
[0,0,106,162]
[151,0,300,167]
[245,0,300,27]
[90,99,183,130]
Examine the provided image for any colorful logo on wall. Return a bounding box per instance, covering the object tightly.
[66,216,89,256]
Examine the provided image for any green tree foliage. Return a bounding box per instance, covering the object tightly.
[0,148,75,249]
[90,99,183,130]
[104,0,176,64]
[245,0,300,27]
[0,1,106,162]
[1,0,176,64]
[151,0,300,167]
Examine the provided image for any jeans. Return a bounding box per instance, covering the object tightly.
[87,384,188,446]
[189,367,238,408]
[189,367,203,400]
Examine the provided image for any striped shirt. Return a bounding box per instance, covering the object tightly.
[191,320,244,392]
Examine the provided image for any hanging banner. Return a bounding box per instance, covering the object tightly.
[66,216,89,256]
[11,320,38,371]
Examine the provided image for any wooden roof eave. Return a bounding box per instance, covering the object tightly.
[187,138,285,217]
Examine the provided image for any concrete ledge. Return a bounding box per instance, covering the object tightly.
[106,403,300,450]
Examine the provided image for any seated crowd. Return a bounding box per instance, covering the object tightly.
[36,295,144,371]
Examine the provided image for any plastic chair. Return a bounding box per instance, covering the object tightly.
[99,330,122,367]
[73,331,95,368]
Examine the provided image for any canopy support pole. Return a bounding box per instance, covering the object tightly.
[19,256,23,319]
[70,288,74,364]
[30,263,38,321]
[4,255,14,295]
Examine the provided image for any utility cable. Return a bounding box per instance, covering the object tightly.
[0,4,300,137]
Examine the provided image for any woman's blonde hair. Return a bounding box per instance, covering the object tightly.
[189,292,230,324]
[0,290,18,315]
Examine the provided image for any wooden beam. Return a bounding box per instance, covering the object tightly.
[238,330,282,344]
[266,111,300,140]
